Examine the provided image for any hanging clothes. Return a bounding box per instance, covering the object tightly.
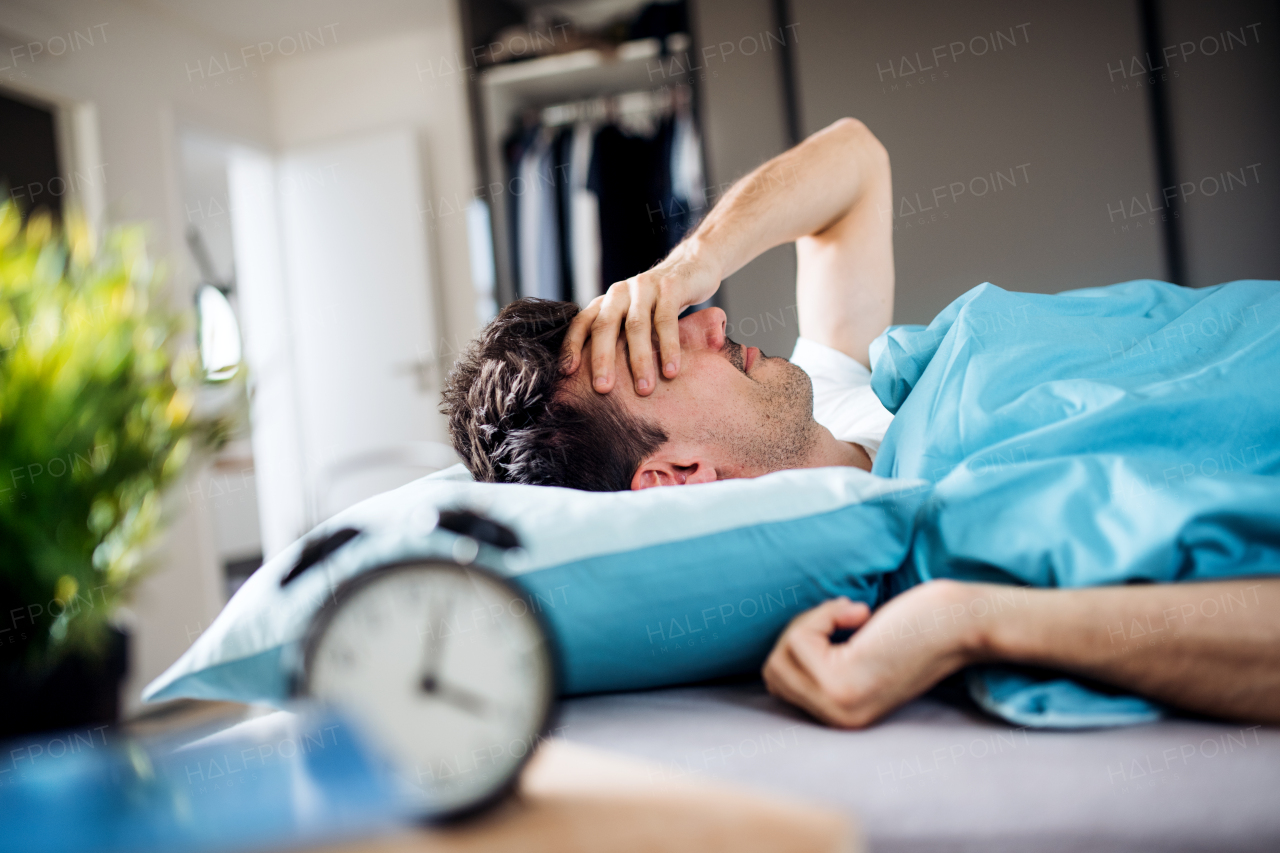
[517,127,562,300]
[504,126,535,299]
[552,125,575,302]
[651,114,681,253]
[667,102,707,252]
[503,85,704,304]
[588,121,668,290]
[567,120,602,306]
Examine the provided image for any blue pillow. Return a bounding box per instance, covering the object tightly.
[143,465,928,705]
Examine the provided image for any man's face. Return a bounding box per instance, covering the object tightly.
[566,307,821,488]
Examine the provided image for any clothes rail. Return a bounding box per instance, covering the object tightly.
[535,84,692,128]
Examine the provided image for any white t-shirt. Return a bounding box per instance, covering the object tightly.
[789,337,895,460]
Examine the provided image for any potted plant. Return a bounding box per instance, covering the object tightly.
[0,200,235,737]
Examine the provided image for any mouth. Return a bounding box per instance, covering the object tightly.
[744,346,758,372]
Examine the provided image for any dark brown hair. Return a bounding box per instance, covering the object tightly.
[441,298,667,491]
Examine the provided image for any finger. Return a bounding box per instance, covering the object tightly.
[625,277,658,395]
[787,602,870,686]
[788,624,852,692]
[653,292,682,379]
[589,284,630,393]
[561,298,603,374]
[766,643,843,725]
[788,597,870,637]
[765,616,837,705]
[780,602,876,725]
[762,658,811,714]
[785,635,882,729]
[762,643,817,708]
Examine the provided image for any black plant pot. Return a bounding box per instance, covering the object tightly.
[0,627,129,739]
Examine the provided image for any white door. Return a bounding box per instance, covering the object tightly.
[231,129,455,557]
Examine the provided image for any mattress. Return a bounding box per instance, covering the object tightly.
[556,681,1280,853]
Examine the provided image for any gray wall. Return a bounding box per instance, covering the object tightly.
[789,0,1167,326]
[679,0,1277,353]
[1161,0,1280,287]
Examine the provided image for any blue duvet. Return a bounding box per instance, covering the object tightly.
[869,278,1280,725]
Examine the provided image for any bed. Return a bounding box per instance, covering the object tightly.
[557,681,1280,852]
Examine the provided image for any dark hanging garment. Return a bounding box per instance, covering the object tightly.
[587,123,669,289]
[503,127,535,299]
[651,115,690,253]
[628,1,689,43]
[518,128,562,300]
[552,125,576,302]
[667,103,707,251]
[566,120,602,306]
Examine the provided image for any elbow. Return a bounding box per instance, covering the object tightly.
[826,117,889,168]
[827,116,869,137]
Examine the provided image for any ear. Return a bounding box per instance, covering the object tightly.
[630,458,718,490]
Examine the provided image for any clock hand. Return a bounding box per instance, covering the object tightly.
[418,592,453,683]
[433,681,491,717]
[418,673,490,716]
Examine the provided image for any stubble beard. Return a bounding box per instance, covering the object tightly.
[719,339,821,475]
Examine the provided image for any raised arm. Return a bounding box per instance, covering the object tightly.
[562,117,894,394]
[762,579,1280,729]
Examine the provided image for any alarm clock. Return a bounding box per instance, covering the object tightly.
[297,511,557,820]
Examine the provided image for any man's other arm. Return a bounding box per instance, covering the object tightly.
[691,116,893,368]
[980,579,1280,722]
[762,579,1280,729]
[792,123,893,369]
[563,117,894,391]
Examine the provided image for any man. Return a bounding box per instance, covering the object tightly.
[445,117,890,491]
[442,118,1280,728]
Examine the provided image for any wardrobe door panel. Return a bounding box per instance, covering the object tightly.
[690,0,802,359]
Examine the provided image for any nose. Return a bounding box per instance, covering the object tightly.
[678,307,727,353]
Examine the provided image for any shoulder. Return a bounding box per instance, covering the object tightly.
[790,336,873,387]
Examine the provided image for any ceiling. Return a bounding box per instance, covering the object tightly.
[125,0,454,53]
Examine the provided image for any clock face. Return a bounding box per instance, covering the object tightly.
[303,560,556,817]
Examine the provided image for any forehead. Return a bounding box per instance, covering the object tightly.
[563,333,744,416]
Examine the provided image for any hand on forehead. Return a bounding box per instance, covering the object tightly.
[565,329,658,400]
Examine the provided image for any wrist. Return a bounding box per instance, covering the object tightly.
[681,230,730,281]
[935,579,1008,666]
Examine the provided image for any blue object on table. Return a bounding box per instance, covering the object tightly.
[0,708,413,853]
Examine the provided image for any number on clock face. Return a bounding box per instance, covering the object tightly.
[304,560,555,816]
